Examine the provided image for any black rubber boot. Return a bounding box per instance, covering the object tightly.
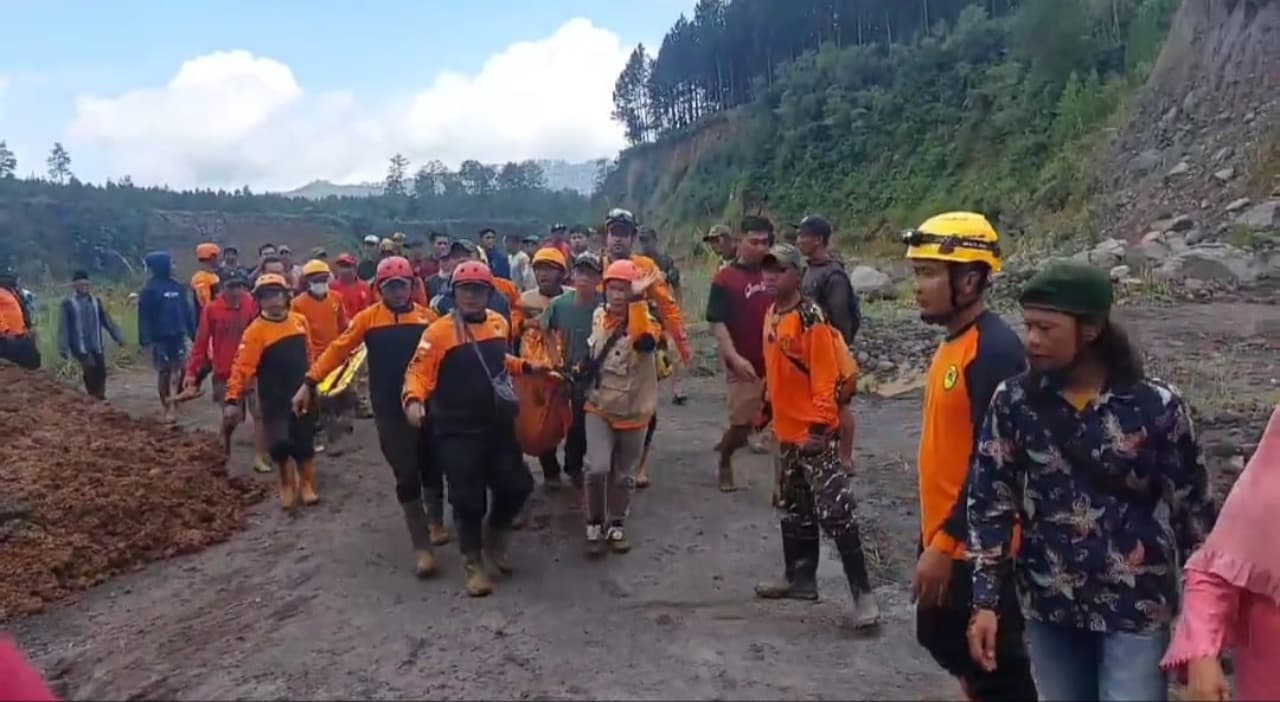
[754,526,818,600]
[834,528,880,629]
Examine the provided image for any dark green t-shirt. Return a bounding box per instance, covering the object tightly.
[543,289,601,368]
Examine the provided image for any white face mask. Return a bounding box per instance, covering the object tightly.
[308,281,329,296]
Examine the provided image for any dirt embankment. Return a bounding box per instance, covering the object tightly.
[0,364,263,621]
[1100,0,1280,242]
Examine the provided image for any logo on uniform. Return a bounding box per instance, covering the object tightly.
[943,364,960,391]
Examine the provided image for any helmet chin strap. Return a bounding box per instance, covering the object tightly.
[920,268,983,327]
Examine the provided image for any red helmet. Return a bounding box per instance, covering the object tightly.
[451,260,494,288]
[375,256,414,288]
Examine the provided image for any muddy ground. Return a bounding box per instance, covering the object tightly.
[7,298,1278,701]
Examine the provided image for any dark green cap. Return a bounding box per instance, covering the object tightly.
[1019,262,1114,316]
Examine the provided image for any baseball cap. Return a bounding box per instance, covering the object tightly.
[521,235,540,245]
[572,252,604,273]
[702,224,731,241]
[278,245,293,255]
[309,246,328,259]
[335,253,358,266]
[449,239,480,256]
[550,222,567,232]
[391,232,407,243]
[379,238,397,252]
[795,215,833,240]
[363,234,379,245]
[762,243,807,271]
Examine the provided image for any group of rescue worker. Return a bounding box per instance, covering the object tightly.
[15,204,1265,702]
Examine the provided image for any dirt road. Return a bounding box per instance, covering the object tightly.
[9,298,1276,700]
[9,370,954,700]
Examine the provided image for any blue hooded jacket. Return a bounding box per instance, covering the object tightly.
[138,251,196,345]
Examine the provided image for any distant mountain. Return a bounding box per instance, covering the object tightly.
[282,159,604,199]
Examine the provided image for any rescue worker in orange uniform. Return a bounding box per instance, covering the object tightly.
[599,208,691,489]
[292,259,350,453]
[185,242,223,398]
[754,243,880,630]
[292,257,449,578]
[224,274,318,510]
[402,260,554,597]
[904,212,1036,701]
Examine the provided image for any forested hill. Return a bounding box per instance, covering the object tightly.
[0,155,592,281]
[597,0,1193,248]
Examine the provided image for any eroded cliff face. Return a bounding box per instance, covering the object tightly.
[1100,0,1279,241]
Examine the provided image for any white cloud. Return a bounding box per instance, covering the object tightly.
[66,18,630,190]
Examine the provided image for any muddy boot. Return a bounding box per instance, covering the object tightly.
[424,489,452,545]
[584,522,605,558]
[485,526,513,575]
[717,462,736,493]
[298,460,319,506]
[277,461,298,511]
[462,554,493,597]
[835,529,880,630]
[755,529,819,600]
[401,504,437,578]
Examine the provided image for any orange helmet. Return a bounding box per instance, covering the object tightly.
[196,243,221,261]
[252,273,290,294]
[375,256,414,288]
[603,259,642,284]
[451,260,494,288]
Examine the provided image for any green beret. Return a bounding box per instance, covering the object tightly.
[1019,262,1114,316]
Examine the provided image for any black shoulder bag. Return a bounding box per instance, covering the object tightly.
[454,312,521,422]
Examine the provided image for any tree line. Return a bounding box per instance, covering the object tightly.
[613,0,1174,145]
[0,144,593,279]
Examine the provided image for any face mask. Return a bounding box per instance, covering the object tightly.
[309,282,329,296]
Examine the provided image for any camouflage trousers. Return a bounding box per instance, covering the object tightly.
[778,438,859,541]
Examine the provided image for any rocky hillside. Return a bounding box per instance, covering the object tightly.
[1099,0,1279,243]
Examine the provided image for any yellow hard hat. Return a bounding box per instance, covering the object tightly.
[903,211,1002,273]
[302,259,331,277]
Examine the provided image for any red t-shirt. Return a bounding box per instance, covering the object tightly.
[188,296,259,381]
[330,278,374,320]
[705,262,771,376]
[413,259,439,279]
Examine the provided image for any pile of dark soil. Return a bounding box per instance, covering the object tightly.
[0,364,263,620]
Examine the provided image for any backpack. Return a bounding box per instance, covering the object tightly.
[807,262,861,343]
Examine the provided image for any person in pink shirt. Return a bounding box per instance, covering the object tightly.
[0,638,58,701]
[1163,405,1280,701]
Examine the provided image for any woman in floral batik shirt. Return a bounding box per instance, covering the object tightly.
[966,262,1217,702]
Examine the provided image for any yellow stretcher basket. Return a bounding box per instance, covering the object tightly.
[317,344,367,398]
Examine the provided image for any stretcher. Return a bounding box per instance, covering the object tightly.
[317,344,366,398]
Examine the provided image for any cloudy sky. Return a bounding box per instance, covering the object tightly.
[0,1,689,191]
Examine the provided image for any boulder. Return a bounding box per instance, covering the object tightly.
[1212,167,1236,183]
[1128,231,1188,268]
[1154,244,1260,285]
[1169,214,1196,232]
[1109,265,1131,281]
[1226,197,1252,214]
[1234,200,1280,230]
[1167,161,1191,177]
[1080,238,1127,268]
[1185,228,1211,245]
[848,265,895,299]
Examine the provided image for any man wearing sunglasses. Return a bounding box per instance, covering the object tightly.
[905,212,1035,701]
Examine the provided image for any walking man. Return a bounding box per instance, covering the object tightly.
[58,270,126,399]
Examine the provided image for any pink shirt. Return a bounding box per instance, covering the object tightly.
[1164,567,1280,701]
[0,638,58,701]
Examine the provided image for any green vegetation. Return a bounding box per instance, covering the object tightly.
[603,0,1183,247]
[30,284,142,380]
[0,150,593,282]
